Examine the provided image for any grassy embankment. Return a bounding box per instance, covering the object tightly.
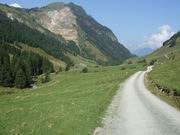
[0,64,144,135]
[145,40,180,110]
[146,58,180,110]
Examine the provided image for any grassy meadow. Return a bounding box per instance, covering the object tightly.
[0,64,143,135]
[149,59,180,93]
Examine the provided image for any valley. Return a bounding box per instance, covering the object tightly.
[0,64,143,135]
[0,1,180,135]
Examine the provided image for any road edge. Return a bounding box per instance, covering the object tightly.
[144,70,180,111]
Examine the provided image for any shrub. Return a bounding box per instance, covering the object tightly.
[81,67,88,73]
[127,60,133,64]
[44,73,51,83]
[40,73,51,83]
[138,58,146,63]
[59,67,63,72]
[149,59,157,65]
[65,65,70,71]
[121,67,126,70]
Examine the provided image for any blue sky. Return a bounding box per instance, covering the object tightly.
[1,0,180,51]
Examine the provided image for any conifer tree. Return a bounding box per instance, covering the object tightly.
[1,51,13,87]
[14,68,27,88]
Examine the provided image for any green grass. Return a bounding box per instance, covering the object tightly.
[147,57,180,109]
[145,74,180,110]
[149,59,180,92]
[0,65,143,135]
[146,35,180,93]
[148,47,180,93]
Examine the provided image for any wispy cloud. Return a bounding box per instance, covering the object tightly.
[9,3,22,8]
[141,25,175,49]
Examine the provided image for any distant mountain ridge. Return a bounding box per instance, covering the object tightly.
[133,47,154,56]
[0,2,132,65]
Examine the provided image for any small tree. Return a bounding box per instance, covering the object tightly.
[14,68,27,88]
[44,72,51,83]
[81,67,88,73]
[59,67,63,72]
[149,59,157,65]
[1,54,13,87]
[65,64,70,71]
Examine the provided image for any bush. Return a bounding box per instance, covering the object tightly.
[149,59,157,65]
[59,67,63,72]
[127,60,133,64]
[44,73,51,83]
[168,53,176,60]
[81,67,88,73]
[121,67,126,70]
[138,58,146,63]
[65,65,70,71]
[40,73,51,83]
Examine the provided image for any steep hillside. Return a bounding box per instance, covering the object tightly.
[67,3,132,64]
[147,32,180,99]
[0,42,54,88]
[0,2,132,65]
[0,11,74,66]
[147,32,180,60]
[16,44,66,70]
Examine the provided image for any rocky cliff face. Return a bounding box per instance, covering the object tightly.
[34,6,79,44]
[163,32,180,48]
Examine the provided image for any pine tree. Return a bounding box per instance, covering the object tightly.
[2,65,12,87]
[14,68,27,88]
[44,72,51,83]
[0,50,3,85]
[0,66,3,85]
[1,52,13,87]
[24,61,32,86]
[0,42,54,88]
[42,58,53,73]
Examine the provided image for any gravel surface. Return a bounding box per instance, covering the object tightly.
[98,67,180,135]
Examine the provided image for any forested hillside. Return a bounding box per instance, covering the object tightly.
[0,43,53,88]
[0,2,133,88]
[0,11,76,66]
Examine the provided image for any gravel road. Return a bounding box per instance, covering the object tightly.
[98,67,180,135]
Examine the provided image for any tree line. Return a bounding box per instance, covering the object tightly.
[0,43,53,88]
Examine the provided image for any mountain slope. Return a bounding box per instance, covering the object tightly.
[0,11,74,66]
[147,32,180,60]
[147,32,180,98]
[0,2,132,65]
[67,3,132,64]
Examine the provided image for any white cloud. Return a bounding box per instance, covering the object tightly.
[9,3,22,8]
[141,25,175,49]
